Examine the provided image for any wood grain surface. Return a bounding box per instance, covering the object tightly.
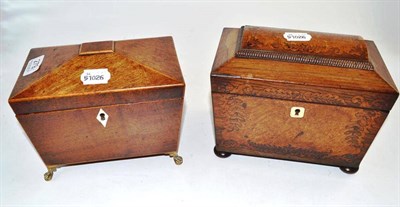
[211,27,398,111]
[17,98,183,166]
[79,40,114,55]
[239,25,369,61]
[9,37,185,169]
[211,26,398,169]
[9,36,185,115]
[213,93,387,168]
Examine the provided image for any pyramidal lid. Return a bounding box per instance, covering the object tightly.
[211,26,398,111]
[9,37,185,115]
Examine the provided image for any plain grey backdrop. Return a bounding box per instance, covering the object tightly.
[1,1,399,206]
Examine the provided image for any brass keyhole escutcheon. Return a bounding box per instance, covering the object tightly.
[100,113,105,121]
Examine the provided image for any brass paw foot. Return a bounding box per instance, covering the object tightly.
[44,167,57,181]
[169,152,183,165]
[173,155,183,165]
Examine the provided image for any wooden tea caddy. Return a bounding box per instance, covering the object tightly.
[9,37,185,181]
[211,26,398,174]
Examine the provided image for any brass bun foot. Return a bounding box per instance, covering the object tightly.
[169,152,183,165]
[340,167,359,174]
[44,167,57,181]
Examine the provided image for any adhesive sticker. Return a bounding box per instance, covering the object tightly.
[80,68,111,85]
[283,32,312,42]
[23,55,45,76]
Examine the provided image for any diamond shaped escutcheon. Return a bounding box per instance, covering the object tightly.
[96,109,109,127]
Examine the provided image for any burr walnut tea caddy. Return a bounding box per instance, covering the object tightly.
[211,26,398,174]
[9,37,185,181]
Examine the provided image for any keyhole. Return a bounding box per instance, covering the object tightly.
[100,113,105,121]
[290,107,305,118]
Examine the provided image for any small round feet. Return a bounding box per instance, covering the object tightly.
[340,167,359,174]
[173,155,183,165]
[44,171,53,181]
[214,146,231,158]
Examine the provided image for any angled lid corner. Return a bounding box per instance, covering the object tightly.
[211,25,398,111]
[9,37,185,114]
